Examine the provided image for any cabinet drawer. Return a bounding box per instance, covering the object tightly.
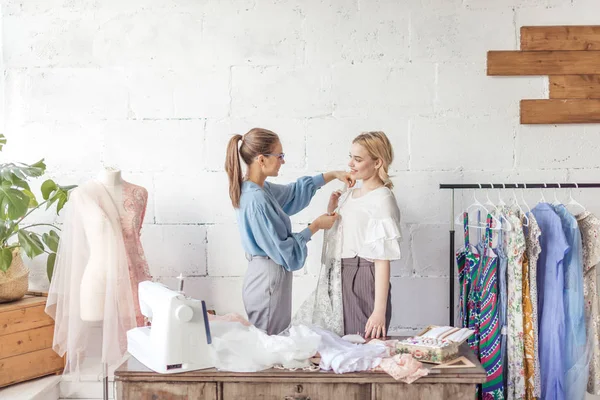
[116,381,218,400]
[222,382,370,400]
[374,383,476,400]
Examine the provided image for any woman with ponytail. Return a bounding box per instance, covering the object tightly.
[224,127,354,335]
[321,131,401,339]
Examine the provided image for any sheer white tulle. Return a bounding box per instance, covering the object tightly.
[45,181,137,376]
[209,321,321,372]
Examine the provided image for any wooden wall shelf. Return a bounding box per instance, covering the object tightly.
[487,25,600,124]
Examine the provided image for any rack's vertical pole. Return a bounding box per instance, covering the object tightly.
[449,189,455,326]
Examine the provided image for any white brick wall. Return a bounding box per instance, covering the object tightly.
[3,0,600,338]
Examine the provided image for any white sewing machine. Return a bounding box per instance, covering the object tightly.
[127,280,213,374]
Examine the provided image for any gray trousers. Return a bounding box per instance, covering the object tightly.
[342,256,392,336]
[242,254,292,335]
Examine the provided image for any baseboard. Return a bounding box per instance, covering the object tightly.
[0,375,61,400]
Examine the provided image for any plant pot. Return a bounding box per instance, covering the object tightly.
[0,249,29,303]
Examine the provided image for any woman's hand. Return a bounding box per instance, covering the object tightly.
[327,190,343,214]
[309,213,339,234]
[335,171,356,187]
[364,310,386,339]
[322,171,356,187]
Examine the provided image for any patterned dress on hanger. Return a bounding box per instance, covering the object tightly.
[458,213,504,399]
[457,212,480,330]
[576,211,600,395]
[502,206,526,400]
[523,213,542,399]
[489,209,508,398]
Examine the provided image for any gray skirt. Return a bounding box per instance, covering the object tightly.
[242,254,292,335]
[342,256,392,336]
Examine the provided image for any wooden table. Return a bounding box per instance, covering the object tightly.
[115,343,486,400]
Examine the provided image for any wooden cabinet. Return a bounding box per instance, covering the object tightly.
[374,383,476,400]
[0,295,64,388]
[115,344,486,400]
[222,382,371,400]
[117,382,218,400]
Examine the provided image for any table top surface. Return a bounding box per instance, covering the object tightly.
[115,338,487,385]
[0,295,47,311]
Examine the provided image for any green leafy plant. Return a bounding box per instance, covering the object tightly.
[0,134,76,280]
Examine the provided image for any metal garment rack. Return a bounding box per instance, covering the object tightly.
[439,182,600,326]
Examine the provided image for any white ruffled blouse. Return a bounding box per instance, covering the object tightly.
[338,187,402,261]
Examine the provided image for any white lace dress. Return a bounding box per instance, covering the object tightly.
[576,211,600,395]
[292,191,349,335]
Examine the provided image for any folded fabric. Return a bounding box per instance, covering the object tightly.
[310,326,387,374]
[420,326,474,343]
[378,353,430,383]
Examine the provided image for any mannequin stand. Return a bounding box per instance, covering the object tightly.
[102,362,108,400]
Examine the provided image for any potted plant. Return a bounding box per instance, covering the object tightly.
[0,134,75,302]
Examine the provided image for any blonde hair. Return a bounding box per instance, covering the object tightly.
[225,128,279,208]
[352,131,394,189]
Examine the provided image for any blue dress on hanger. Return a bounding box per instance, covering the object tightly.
[532,203,569,400]
[552,204,589,400]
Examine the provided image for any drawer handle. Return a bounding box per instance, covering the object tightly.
[283,384,310,399]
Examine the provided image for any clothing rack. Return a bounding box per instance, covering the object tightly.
[439,182,600,326]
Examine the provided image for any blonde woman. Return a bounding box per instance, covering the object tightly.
[296,131,401,339]
[336,131,401,338]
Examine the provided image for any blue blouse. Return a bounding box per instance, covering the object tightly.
[236,174,325,271]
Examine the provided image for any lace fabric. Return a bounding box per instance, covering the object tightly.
[292,195,346,335]
[120,181,153,326]
[576,211,600,394]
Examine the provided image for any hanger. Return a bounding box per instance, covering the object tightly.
[483,183,512,231]
[565,183,586,215]
[454,184,502,230]
[551,183,562,206]
[539,183,547,203]
[521,183,531,213]
[513,183,529,226]
[511,184,530,227]
[497,184,506,207]
[332,184,351,214]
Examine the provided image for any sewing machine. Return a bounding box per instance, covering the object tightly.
[127,280,213,374]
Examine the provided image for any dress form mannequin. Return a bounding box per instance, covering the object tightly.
[79,168,124,321]
[78,204,110,321]
[80,167,152,326]
[99,167,126,215]
[46,175,137,390]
